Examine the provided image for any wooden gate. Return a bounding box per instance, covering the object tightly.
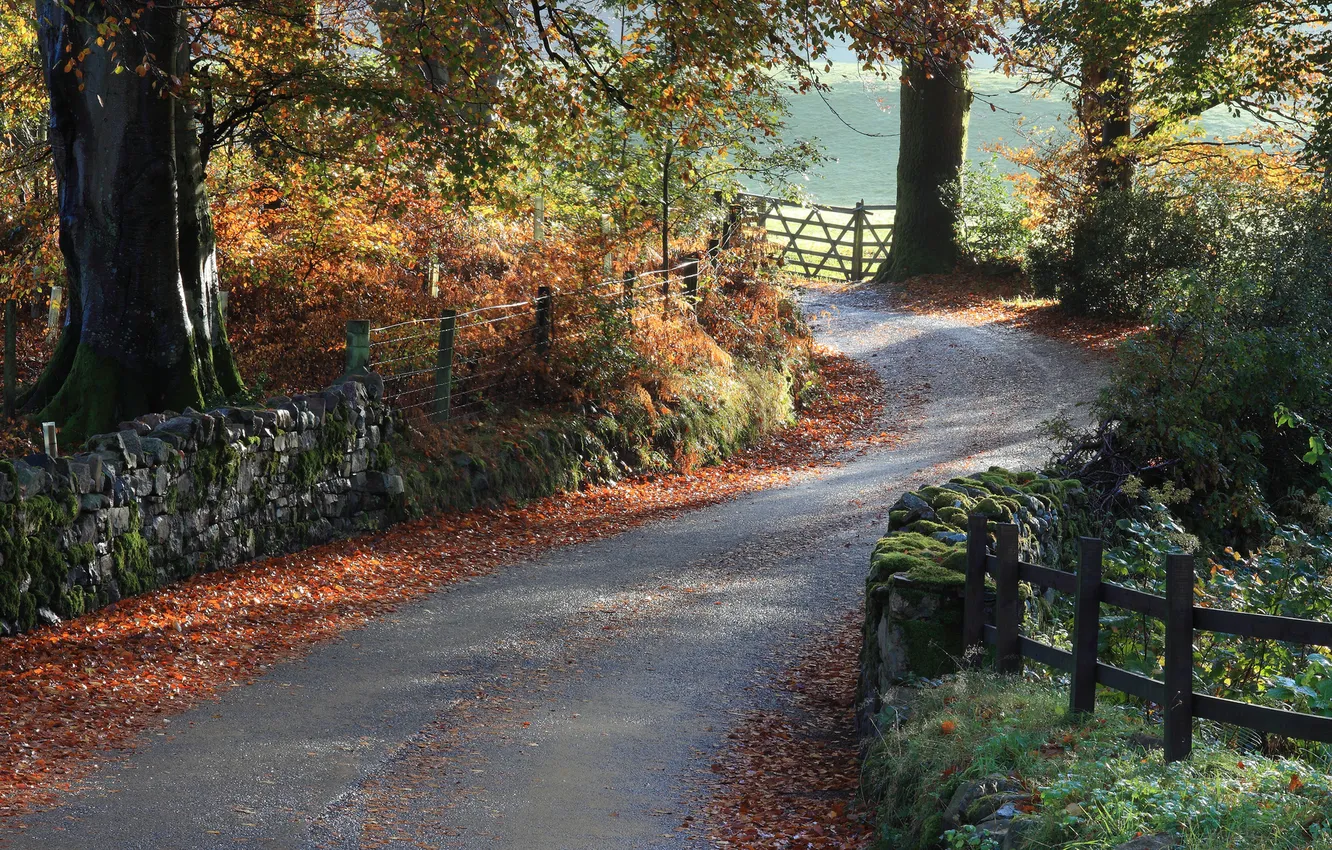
[737,193,894,281]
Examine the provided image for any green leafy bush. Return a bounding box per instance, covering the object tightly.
[942,158,1031,274]
[1089,193,1332,542]
[1028,187,1210,317]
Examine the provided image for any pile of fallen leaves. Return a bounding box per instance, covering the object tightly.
[0,349,892,820]
[875,272,1143,353]
[701,610,874,849]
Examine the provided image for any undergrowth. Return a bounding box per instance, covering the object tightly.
[865,671,1332,849]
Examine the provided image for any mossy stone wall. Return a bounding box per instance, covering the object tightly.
[0,374,401,636]
[859,467,1088,726]
[1,361,803,638]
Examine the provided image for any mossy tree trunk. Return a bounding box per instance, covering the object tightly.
[876,57,971,283]
[31,0,243,444]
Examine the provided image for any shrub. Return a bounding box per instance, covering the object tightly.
[1027,187,1209,317]
[1050,191,1332,543]
[942,158,1031,274]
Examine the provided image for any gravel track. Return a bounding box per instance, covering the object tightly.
[2,282,1106,849]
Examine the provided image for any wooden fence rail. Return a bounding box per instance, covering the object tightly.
[736,193,894,281]
[963,515,1332,762]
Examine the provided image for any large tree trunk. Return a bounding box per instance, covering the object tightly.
[31,0,242,443]
[877,57,971,283]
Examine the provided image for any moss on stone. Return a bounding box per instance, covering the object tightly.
[972,496,1015,521]
[295,414,353,488]
[904,519,953,536]
[889,509,910,529]
[897,614,962,677]
[936,506,968,526]
[902,562,966,587]
[111,507,155,597]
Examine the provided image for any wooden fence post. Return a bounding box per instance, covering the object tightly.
[3,300,14,419]
[707,238,720,260]
[533,195,545,244]
[46,284,62,340]
[345,320,370,375]
[994,523,1021,674]
[535,286,553,357]
[963,514,988,666]
[432,308,456,423]
[1070,536,1103,715]
[622,270,635,313]
[723,203,741,248]
[850,200,867,282]
[683,258,700,304]
[1164,552,1195,762]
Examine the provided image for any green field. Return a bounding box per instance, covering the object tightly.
[765,59,1263,207]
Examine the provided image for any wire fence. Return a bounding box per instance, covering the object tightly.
[347,255,713,424]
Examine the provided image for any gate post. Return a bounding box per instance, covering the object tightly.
[850,200,867,282]
[535,286,553,357]
[1070,537,1103,715]
[994,523,1021,674]
[345,320,370,375]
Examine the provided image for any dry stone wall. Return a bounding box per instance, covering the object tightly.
[0,373,402,636]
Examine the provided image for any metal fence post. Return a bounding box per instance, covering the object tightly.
[1164,552,1195,762]
[851,200,866,282]
[535,286,553,357]
[683,258,700,304]
[1070,537,1104,715]
[432,308,456,423]
[963,514,989,666]
[994,523,1021,674]
[345,320,370,375]
[3,300,14,419]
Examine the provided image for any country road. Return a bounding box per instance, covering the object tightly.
[3,282,1106,849]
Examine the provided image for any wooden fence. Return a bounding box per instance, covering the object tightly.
[962,515,1332,762]
[735,193,894,281]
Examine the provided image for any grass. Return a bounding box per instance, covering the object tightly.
[864,671,1332,849]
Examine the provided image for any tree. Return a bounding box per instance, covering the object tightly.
[796,0,1001,282]
[1009,0,1328,200]
[20,0,515,440]
[880,57,972,280]
[29,0,242,441]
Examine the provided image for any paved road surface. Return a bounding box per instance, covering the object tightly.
[3,283,1105,849]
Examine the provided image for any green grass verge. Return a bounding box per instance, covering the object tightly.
[865,671,1332,849]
